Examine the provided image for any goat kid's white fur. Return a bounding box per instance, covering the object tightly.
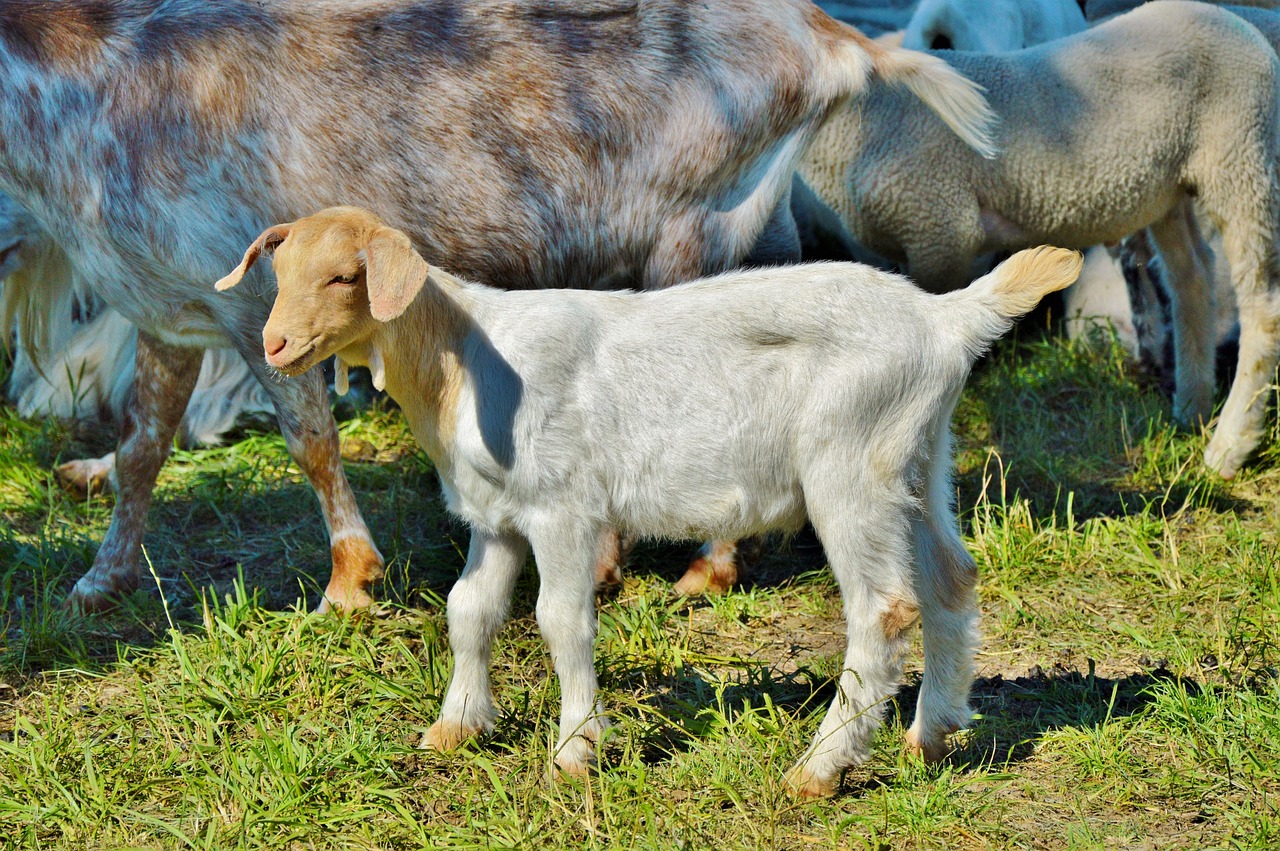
[220,207,1083,796]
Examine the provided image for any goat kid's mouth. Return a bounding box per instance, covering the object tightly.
[267,339,321,377]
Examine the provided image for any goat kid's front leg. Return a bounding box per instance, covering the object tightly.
[528,518,609,777]
[66,333,203,611]
[423,530,529,751]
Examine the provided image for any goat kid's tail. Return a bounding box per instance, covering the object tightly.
[950,246,1084,353]
[836,25,999,158]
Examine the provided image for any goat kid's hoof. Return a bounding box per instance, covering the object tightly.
[551,738,598,782]
[785,764,837,799]
[55,457,115,499]
[420,720,482,752]
[905,724,957,764]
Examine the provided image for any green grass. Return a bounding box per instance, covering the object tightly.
[1,328,1278,849]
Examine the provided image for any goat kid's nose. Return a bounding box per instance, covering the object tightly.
[265,333,287,357]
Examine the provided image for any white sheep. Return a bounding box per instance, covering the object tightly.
[903,0,1085,52]
[217,206,1083,795]
[799,1,1280,479]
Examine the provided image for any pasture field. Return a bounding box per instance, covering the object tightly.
[0,326,1277,849]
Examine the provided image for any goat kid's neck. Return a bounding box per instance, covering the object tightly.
[336,271,471,462]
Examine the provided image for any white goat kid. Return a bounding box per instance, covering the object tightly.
[219,207,1083,795]
[903,0,1085,51]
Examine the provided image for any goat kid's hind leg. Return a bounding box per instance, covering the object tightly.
[249,362,383,612]
[527,517,609,777]
[906,417,978,763]
[1147,203,1217,428]
[789,470,917,798]
[66,333,202,611]
[424,530,529,751]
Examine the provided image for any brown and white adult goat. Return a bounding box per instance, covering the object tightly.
[0,0,995,611]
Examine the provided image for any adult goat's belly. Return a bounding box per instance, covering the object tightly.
[146,304,235,349]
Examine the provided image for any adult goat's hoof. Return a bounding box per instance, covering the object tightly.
[55,454,115,499]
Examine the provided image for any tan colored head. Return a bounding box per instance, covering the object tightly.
[216,206,428,375]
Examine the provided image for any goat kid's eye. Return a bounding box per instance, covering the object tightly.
[328,272,357,286]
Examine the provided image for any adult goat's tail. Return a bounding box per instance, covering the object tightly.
[948,246,1084,354]
[836,25,999,158]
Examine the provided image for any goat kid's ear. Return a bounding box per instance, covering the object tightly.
[364,226,428,322]
[215,223,293,291]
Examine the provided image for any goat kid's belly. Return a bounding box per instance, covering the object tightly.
[440,455,809,543]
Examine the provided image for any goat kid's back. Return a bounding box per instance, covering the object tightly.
[486,247,1083,542]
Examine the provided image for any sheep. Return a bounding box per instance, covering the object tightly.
[217,205,1083,795]
[0,194,273,493]
[0,0,999,611]
[903,0,1086,52]
[798,1,1280,479]
[896,0,1233,368]
[1087,0,1280,23]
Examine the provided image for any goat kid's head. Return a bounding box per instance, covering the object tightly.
[216,206,428,377]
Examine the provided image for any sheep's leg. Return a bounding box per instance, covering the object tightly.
[424,529,529,750]
[905,414,978,763]
[1147,205,1217,427]
[265,368,385,612]
[65,333,203,611]
[788,469,916,798]
[1203,218,1280,478]
[528,519,608,777]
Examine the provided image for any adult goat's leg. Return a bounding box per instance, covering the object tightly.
[252,363,385,612]
[66,333,202,610]
[643,217,748,594]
